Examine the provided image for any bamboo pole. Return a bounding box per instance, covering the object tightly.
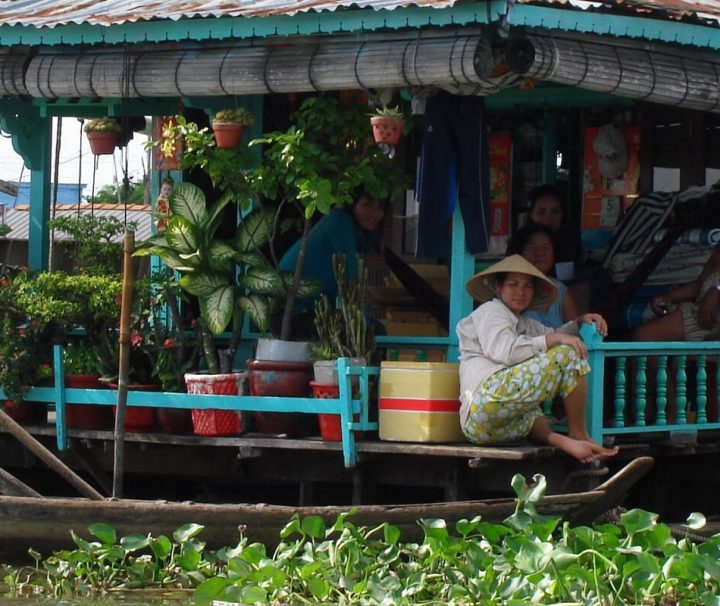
[0,408,103,499]
[113,229,135,498]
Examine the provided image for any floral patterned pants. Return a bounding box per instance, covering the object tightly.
[462,344,590,445]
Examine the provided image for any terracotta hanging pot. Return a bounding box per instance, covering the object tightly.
[212,122,246,149]
[86,131,119,156]
[370,116,405,146]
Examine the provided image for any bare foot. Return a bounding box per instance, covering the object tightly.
[551,433,619,463]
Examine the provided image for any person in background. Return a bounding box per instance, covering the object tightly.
[633,242,720,342]
[456,254,618,463]
[277,190,386,337]
[507,223,580,328]
[526,184,579,267]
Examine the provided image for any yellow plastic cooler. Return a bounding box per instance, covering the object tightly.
[378,361,464,442]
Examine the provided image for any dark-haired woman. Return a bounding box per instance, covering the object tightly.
[508,223,580,328]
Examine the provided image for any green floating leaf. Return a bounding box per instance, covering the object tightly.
[88,522,116,545]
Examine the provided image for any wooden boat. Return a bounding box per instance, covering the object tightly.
[0,457,652,562]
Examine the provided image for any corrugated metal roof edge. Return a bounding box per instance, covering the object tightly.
[0,3,507,47]
[507,4,720,49]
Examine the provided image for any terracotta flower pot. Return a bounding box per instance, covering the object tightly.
[109,384,157,432]
[64,374,112,430]
[86,131,119,155]
[247,359,314,437]
[370,116,404,145]
[212,122,246,149]
[310,381,363,442]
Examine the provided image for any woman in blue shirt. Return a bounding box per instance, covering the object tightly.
[277,191,386,336]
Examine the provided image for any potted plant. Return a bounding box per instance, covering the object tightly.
[211,108,254,149]
[83,117,122,156]
[370,105,406,145]
[310,254,375,441]
[134,183,257,436]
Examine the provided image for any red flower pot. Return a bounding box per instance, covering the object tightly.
[370,116,404,145]
[212,122,246,149]
[86,131,119,155]
[247,360,314,437]
[64,374,112,430]
[184,371,247,436]
[310,381,363,442]
[109,384,157,432]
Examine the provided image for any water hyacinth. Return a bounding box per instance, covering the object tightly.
[1,474,718,605]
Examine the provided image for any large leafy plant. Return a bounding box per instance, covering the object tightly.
[135,183,276,374]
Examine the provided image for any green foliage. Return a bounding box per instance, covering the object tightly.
[313,253,375,362]
[135,183,253,374]
[213,107,254,126]
[85,180,146,206]
[372,105,405,120]
[63,341,101,375]
[83,117,122,133]
[145,115,255,202]
[0,270,121,402]
[3,478,718,606]
[248,95,408,340]
[48,214,131,275]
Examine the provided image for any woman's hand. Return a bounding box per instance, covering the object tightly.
[577,313,608,337]
[650,296,672,318]
[547,333,588,359]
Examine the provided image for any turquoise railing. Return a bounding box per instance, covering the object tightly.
[0,345,379,468]
[581,324,720,444]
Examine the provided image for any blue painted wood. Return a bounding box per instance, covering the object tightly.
[54,345,67,451]
[634,356,647,427]
[656,355,668,426]
[581,323,720,442]
[0,4,504,46]
[506,4,720,50]
[696,355,707,424]
[447,206,476,363]
[676,356,687,425]
[613,356,626,428]
[28,117,52,270]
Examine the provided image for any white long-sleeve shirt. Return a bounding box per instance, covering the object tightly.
[456,298,578,424]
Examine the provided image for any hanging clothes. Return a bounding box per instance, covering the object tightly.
[415,92,491,258]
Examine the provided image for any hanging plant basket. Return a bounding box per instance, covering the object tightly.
[86,131,119,156]
[212,122,246,149]
[370,116,405,146]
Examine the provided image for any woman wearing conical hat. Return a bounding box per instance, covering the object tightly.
[457,255,618,463]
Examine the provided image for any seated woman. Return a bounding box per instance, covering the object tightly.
[456,254,618,463]
[507,224,580,328]
[277,190,386,338]
[633,241,720,342]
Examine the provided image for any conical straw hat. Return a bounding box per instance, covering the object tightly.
[465,254,558,310]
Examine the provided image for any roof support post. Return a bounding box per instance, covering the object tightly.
[28,117,51,270]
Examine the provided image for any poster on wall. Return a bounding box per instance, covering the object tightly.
[489,134,512,236]
[581,125,640,232]
[152,116,183,171]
